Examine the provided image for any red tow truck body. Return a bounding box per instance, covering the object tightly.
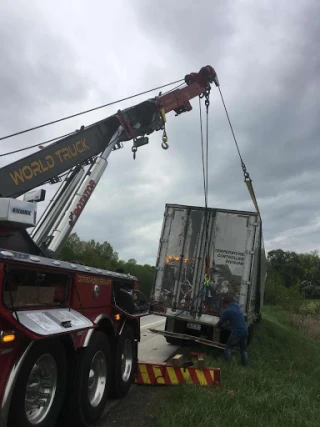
[0,242,143,426]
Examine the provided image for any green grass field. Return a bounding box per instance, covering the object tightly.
[156,307,320,427]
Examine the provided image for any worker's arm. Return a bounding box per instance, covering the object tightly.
[217,307,230,328]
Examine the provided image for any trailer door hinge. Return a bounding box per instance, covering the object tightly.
[241,281,250,286]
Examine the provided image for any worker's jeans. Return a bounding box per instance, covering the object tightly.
[225,334,248,366]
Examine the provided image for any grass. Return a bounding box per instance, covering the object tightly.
[300,299,320,315]
[290,313,320,340]
[155,306,320,427]
[290,299,320,340]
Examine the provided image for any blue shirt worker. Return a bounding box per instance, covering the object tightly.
[217,294,248,366]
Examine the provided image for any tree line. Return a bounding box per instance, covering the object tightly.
[60,234,320,302]
[266,249,320,302]
[59,233,155,298]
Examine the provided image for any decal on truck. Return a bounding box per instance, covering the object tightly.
[69,179,96,225]
[11,208,32,216]
[73,179,96,217]
[8,139,89,186]
[77,275,111,286]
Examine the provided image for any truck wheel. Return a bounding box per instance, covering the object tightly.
[70,331,111,426]
[110,324,135,398]
[8,339,67,427]
[165,336,183,345]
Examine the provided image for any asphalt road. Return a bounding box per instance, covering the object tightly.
[138,314,179,363]
[98,314,179,422]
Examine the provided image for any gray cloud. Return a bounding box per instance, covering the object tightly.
[1,1,320,266]
[0,2,99,160]
[126,0,320,260]
[130,0,235,67]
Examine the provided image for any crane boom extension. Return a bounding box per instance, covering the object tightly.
[32,126,124,254]
[0,66,217,199]
[0,66,218,257]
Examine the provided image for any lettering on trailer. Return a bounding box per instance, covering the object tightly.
[11,208,32,216]
[77,275,112,286]
[215,249,245,266]
[8,139,89,186]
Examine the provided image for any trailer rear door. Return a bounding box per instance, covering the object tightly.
[150,204,259,318]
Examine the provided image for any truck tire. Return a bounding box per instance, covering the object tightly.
[165,336,184,345]
[8,339,67,427]
[110,324,135,398]
[69,331,111,426]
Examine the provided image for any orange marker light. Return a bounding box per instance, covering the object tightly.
[114,314,121,321]
[1,332,15,343]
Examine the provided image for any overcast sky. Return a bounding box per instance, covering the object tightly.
[0,0,319,265]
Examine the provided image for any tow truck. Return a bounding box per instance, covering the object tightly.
[0,65,219,427]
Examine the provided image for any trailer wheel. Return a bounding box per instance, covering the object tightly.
[165,336,184,345]
[70,331,111,426]
[110,324,135,398]
[8,339,67,427]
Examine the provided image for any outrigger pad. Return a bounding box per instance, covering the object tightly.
[135,362,221,387]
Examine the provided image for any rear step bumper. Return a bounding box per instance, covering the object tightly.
[149,328,226,350]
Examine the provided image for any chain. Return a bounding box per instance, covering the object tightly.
[205,86,210,206]
[204,86,211,111]
[240,160,251,181]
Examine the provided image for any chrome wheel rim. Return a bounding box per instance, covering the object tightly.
[25,354,57,425]
[88,350,107,407]
[121,339,133,383]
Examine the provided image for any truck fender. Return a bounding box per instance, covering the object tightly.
[119,317,140,342]
[0,341,34,427]
[1,334,78,427]
[119,318,127,336]
[83,314,115,348]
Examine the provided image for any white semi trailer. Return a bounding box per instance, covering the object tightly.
[149,203,267,348]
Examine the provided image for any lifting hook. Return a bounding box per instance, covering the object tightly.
[162,129,169,150]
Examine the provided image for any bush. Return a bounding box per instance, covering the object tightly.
[302,285,320,299]
[264,271,283,305]
[264,271,305,313]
